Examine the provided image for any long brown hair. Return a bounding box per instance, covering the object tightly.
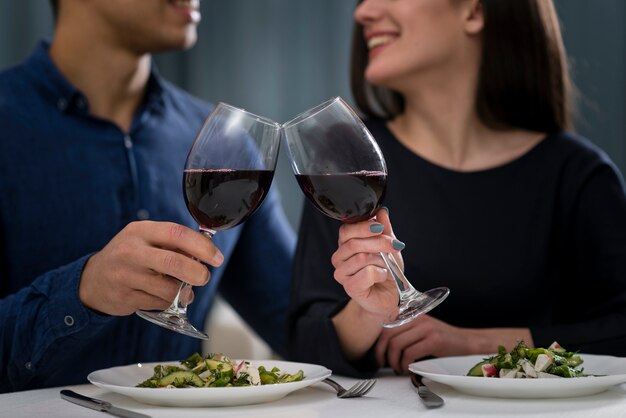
[49,0,59,22]
[350,0,573,133]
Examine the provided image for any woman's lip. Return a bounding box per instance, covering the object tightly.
[365,33,398,58]
[368,44,388,59]
[364,30,398,41]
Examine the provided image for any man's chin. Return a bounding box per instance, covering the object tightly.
[149,33,198,53]
[179,29,198,49]
[182,33,198,49]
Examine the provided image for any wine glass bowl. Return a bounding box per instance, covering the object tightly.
[283,97,449,328]
[136,103,281,339]
[295,170,387,223]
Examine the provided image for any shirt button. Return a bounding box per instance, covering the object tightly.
[25,362,32,370]
[64,315,75,326]
[137,209,150,220]
[124,135,133,149]
[57,97,68,110]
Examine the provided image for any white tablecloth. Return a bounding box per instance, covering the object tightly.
[2,372,626,418]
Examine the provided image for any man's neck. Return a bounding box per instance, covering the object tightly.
[49,28,151,133]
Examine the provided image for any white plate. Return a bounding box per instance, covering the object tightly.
[88,359,331,407]
[409,354,626,399]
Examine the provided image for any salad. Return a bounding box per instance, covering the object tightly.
[137,353,305,388]
[467,341,587,378]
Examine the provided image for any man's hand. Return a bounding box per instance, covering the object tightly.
[79,221,224,316]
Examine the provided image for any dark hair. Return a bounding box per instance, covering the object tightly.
[50,0,58,21]
[350,0,573,133]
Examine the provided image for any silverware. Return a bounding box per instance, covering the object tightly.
[60,389,151,418]
[410,372,444,408]
[320,377,377,398]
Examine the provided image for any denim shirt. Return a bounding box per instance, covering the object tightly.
[0,41,295,392]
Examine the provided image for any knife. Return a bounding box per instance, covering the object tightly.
[410,372,444,408]
[60,389,151,418]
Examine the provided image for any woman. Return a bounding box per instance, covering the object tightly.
[287,0,626,377]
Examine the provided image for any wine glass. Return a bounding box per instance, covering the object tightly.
[282,97,449,328]
[136,103,281,339]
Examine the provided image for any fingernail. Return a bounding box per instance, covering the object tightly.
[369,223,384,233]
[213,251,224,265]
[381,206,389,214]
[392,239,405,251]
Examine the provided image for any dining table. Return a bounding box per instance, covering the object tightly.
[2,370,626,418]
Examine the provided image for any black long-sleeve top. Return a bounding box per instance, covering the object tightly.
[287,118,626,377]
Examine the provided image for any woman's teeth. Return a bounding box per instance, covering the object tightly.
[367,35,396,50]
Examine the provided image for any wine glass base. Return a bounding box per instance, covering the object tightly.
[136,310,209,340]
[383,287,450,328]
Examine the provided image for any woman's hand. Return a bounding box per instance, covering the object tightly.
[330,208,408,360]
[376,315,533,374]
[79,221,224,316]
[331,208,404,319]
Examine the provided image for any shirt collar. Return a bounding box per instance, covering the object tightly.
[23,39,167,116]
[144,66,166,115]
[24,40,82,113]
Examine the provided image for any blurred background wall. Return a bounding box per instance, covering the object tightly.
[0,0,624,232]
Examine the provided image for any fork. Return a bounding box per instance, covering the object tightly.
[320,377,377,398]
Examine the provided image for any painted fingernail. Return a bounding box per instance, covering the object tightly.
[392,240,405,251]
[369,223,384,233]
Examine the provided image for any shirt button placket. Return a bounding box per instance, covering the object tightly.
[124,135,133,150]
[123,134,141,220]
[57,97,67,111]
[76,97,86,111]
[137,209,150,220]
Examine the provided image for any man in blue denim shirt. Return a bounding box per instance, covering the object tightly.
[0,0,295,392]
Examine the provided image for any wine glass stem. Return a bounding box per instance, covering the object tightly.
[163,229,215,316]
[379,252,420,303]
[165,281,190,317]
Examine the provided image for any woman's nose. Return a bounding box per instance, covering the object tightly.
[354,0,384,26]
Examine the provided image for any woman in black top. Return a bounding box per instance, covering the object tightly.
[287,0,626,377]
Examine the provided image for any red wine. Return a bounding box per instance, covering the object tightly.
[296,171,387,223]
[183,168,274,231]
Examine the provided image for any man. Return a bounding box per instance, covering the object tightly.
[0,0,295,392]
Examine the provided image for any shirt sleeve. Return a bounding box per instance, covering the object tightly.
[1,254,112,393]
[286,202,379,377]
[218,185,296,358]
[531,159,626,353]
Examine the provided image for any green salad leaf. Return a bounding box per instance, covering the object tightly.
[137,353,305,388]
[467,341,586,378]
